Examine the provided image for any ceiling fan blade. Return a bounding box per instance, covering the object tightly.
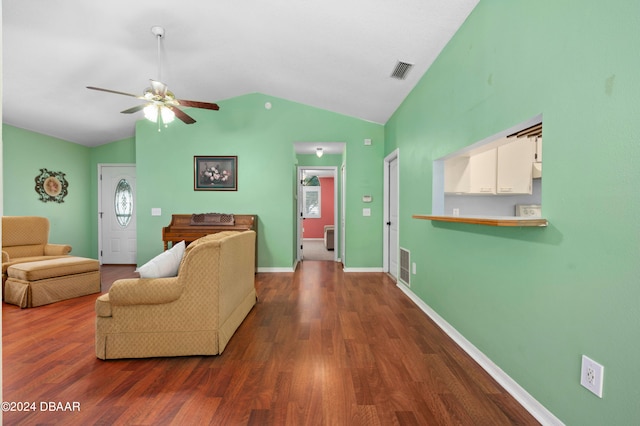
[87,86,140,98]
[170,106,196,124]
[121,104,147,114]
[150,80,168,98]
[176,99,220,111]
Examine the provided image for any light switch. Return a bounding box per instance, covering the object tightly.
[363,208,371,217]
[151,208,162,216]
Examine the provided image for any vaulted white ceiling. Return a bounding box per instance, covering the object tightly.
[2,0,478,147]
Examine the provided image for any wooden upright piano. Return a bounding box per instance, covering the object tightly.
[162,214,258,263]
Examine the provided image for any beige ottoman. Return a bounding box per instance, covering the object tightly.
[5,257,101,308]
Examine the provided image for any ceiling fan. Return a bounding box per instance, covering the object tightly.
[87,26,219,128]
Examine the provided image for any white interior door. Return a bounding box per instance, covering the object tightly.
[297,168,304,262]
[99,165,136,264]
[388,156,399,279]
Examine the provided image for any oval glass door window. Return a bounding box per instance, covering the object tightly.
[114,179,133,227]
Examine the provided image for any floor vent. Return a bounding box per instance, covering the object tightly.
[399,247,410,286]
[391,61,413,80]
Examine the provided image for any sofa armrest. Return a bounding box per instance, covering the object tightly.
[2,251,9,263]
[95,294,112,317]
[44,244,72,256]
[108,277,183,306]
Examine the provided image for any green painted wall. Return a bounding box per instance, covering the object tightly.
[135,93,383,269]
[385,1,640,424]
[2,125,93,257]
[297,153,342,168]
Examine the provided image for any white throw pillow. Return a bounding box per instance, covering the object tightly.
[136,241,186,278]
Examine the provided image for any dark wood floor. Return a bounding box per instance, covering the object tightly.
[3,261,539,425]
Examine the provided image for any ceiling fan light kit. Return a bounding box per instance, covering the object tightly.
[87,26,219,130]
[144,104,175,124]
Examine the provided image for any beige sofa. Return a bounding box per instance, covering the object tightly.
[95,230,257,360]
[2,216,72,290]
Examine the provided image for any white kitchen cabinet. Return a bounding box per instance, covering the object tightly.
[496,138,535,194]
[445,149,496,194]
[445,139,535,195]
[468,148,497,194]
[444,156,470,193]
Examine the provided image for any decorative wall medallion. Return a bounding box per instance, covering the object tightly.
[35,168,69,203]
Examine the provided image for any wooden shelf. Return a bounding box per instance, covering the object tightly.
[413,215,548,227]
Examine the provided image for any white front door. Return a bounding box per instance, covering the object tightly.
[388,156,399,279]
[99,165,137,264]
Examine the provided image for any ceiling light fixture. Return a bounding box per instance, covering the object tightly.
[143,104,175,124]
[316,147,323,158]
[86,25,220,129]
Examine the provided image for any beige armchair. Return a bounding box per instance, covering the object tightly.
[2,216,71,287]
[95,230,257,360]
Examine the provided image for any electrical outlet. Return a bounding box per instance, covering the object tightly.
[453,208,460,216]
[580,355,604,398]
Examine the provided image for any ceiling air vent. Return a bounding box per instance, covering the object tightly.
[391,61,413,80]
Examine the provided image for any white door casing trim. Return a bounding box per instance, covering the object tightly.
[297,166,339,263]
[383,149,399,274]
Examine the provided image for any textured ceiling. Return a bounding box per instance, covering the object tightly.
[2,0,478,147]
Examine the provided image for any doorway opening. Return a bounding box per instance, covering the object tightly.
[298,167,338,262]
[294,142,345,267]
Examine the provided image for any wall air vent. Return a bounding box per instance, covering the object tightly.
[391,61,414,80]
[399,247,410,286]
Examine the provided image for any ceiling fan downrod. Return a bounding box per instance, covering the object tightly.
[151,26,165,83]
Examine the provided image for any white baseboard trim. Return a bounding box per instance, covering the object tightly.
[396,284,564,426]
[257,267,295,273]
[343,267,384,273]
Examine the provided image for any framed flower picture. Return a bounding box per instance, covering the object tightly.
[194,156,237,191]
